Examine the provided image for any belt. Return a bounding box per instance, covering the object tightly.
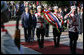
[37,22,44,28]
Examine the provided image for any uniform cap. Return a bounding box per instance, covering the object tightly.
[71,6,76,10]
[37,5,41,10]
[53,6,58,9]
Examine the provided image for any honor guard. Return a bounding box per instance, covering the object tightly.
[35,6,46,48]
[64,6,79,54]
[53,6,63,48]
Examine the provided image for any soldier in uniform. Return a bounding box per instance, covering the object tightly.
[1,1,20,54]
[64,6,79,54]
[53,6,63,48]
[35,6,46,48]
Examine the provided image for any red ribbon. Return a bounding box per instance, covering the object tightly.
[47,13,59,29]
[43,10,59,28]
[44,14,55,26]
[47,13,55,22]
[55,22,58,29]
[42,10,50,14]
[1,28,7,32]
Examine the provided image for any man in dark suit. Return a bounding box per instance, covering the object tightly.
[30,9,37,41]
[21,6,32,42]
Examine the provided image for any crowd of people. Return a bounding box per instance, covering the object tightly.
[1,1,83,54]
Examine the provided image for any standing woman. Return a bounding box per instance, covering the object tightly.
[64,6,79,54]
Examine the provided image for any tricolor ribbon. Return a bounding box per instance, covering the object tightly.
[43,9,62,28]
[43,9,62,32]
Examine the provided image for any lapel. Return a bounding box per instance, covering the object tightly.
[24,12,29,19]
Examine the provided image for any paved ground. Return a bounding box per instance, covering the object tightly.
[20,45,41,54]
[4,20,83,54]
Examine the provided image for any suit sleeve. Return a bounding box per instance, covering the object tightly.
[21,13,24,26]
[29,13,32,27]
[34,16,37,28]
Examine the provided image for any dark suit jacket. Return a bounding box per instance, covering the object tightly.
[21,12,32,28]
[32,14,37,28]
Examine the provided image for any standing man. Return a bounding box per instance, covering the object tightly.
[35,6,45,48]
[80,6,83,34]
[59,7,64,17]
[21,5,32,42]
[64,6,79,54]
[77,7,81,34]
[30,9,37,41]
[53,6,62,48]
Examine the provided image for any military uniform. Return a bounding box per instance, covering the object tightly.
[64,6,79,54]
[53,6,62,47]
[35,6,46,48]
